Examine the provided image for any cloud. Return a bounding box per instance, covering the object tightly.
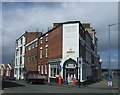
[2,0,120,2]
[2,2,118,69]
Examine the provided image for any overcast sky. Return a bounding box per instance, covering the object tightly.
[1,1,119,69]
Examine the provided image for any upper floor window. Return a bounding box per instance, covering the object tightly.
[31,56,34,61]
[35,55,37,60]
[40,37,43,44]
[16,42,18,47]
[28,45,31,51]
[86,34,91,48]
[46,34,48,42]
[20,47,22,55]
[27,56,31,62]
[45,45,48,58]
[20,56,22,64]
[40,47,42,59]
[21,38,23,44]
[31,43,34,49]
[35,41,38,47]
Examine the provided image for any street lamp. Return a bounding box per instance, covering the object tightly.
[108,23,119,81]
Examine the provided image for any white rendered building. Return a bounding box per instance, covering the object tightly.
[14,33,26,80]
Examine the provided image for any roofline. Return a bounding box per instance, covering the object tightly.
[16,31,41,42]
[16,31,27,42]
[39,21,81,38]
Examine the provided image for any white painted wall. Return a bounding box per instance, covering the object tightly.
[14,35,25,80]
[61,23,79,79]
[62,23,79,61]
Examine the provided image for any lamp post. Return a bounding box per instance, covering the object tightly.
[108,23,119,81]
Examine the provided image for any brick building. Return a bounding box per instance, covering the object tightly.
[15,21,102,83]
[24,32,42,71]
[36,21,101,83]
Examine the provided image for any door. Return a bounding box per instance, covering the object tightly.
[66,68,75,82]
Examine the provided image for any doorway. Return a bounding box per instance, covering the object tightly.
[66,68,75,82]
[63,58,78,82]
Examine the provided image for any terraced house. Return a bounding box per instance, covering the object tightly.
[14,32,41,80]
[14,21,102,84]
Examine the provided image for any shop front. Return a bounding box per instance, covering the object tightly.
[48,59,61,83]
[63,58,78,83]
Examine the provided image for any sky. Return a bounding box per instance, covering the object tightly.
[1,1,119,69]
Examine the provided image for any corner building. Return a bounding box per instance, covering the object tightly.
[37,21,101,83]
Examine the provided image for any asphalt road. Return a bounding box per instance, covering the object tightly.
[1,79,118,95]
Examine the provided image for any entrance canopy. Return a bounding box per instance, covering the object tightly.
[63,58,78,68]
[63,58,78,81]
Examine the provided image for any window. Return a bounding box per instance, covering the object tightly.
[16,42,18,47]
[40,48,42,58]
[41,65,43,74]
[50,64,59,77]
[35,41,38,47]
[40,37,43,44]
[19,68,21,75]
[45,47,48,58]
[21,38,23,44]
[28,56,30,62]
[38,65,41,73]
[15,68,17,75]
[45,64,47,74]
[28,45,31,50]
[46,34,48,42]
[20,47,22,55]
[31,43,34,49]
[20,56,22,65]
[86,34,91,48]
[35,55,37,60]
[86,47,91,63]
[31,56,34,61]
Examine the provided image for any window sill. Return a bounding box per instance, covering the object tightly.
[50,76,57,78]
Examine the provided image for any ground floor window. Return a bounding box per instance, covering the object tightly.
[41,65,43,74]
[45,64,47,74]
[38,65,41,73]
[50,64,59,77]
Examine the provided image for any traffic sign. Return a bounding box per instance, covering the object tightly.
[108,81,112,87]
[77,57,82,64]
[57,65,61,70]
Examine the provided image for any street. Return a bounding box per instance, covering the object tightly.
[1,78,118,95]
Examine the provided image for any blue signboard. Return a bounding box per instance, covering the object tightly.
[77,57,82,64]
[57,65,61,70]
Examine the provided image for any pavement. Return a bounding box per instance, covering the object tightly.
[1,79,119,94]
[87,80,118,89]
[47,79,118,90]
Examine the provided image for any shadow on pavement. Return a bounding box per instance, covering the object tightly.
[2,80,25,89]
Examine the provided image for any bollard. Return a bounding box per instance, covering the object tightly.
[74,78,77,85]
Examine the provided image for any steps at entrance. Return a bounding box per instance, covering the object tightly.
[68,82,74,85]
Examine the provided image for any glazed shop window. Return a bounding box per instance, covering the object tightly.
[50,65,59,77]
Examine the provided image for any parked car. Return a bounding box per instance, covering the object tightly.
[25,71,46,84]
